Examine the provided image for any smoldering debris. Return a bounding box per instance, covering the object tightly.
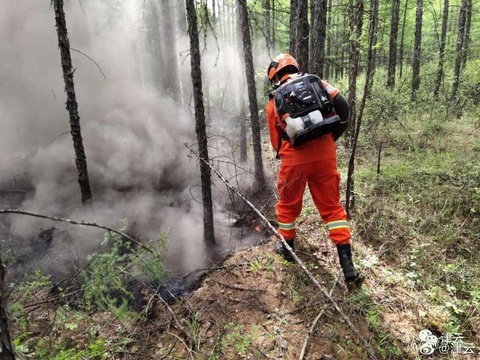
[0,0,273,294]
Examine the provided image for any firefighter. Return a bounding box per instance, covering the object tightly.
[266,53,362,288]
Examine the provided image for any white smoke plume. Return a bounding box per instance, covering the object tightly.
[0,0,269,279]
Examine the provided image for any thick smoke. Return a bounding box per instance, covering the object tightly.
[0,0,267,280]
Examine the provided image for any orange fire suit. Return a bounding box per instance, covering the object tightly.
[266,80,351,245]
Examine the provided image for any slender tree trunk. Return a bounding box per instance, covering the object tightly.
[386,0,400,88]
[325,0,332,79]
[367,0,379,95]
[346,0,378,215]
[289,0,299,57]
[263,0,271,52]
[433,0,449,98]
[366,0,379,100]
[212,0,216,23]
[161,2,181,102]
[53,0,92,204]
[177,0,188,35]
[296,0,310,70]
[271,0,276,53]
[398,0,409,78]
[347,0,364,144]
[238,0,265,185]
[235,3,248,162]
[185,0,215,244]
[461,0,472,67]
[0,242,15,360]
[230,1,236,49]
[175,0,191,107]
[309,0,317,73]
[411,0,423,100]
[451,0,466,99]
[239,92,248,162]
[311,0,327,77]
[146,1,162,91]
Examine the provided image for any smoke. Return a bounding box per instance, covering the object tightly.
[0,0,271,280]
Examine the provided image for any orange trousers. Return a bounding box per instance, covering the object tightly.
[276,158,350,245]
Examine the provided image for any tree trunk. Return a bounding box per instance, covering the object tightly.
[346,0,379,215]
[461,0,472,67]
[433,0,449,98]
[296,0,310,70]
[239,91,248,163]
[386,0,400,88]
[451,0,466,99]
[235,4,248,162]
[238,0,265,185]
[289,0,299,58]
[176,0,188,35]
[145,1,162,90]
[160,3,181,103]
[212,0,216,23]
[185,0,215,245]
[311,0,327,77]
[174,0,191,107]
[53,0,92,204]
[0,240,15,360]
[324,0,332,79]
[398,0,409,78]
[271,0,276,53]
[263,0,272,53]
[411,0,423,100]
[347,0,364,144]
[366,0,379,95]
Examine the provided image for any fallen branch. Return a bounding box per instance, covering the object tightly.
[167,332,196,360]
[119,270,189,341]
[185,144,379,360]
[299,273,341,360]
[0,209,152,253]
[210,278,265,292]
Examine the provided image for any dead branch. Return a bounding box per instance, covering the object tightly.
[210,278,265,292]
[0,209,153,253]
[299,273,341,360]
[185,144,379,360]
[167,332,196,360]
[23,289,83,310]
[120,271,189,341]
[157,338,179,360]
[69,48,107,80]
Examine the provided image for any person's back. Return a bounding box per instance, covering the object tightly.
[265,53,362,290]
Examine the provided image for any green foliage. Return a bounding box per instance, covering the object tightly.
[182,310,203,351]
[81,220,168,319]
[221,322,260,356]
[352,63,480,346]
[13,303,134,360]
[11,220,167,359]
[32,337,110,360]
[10,271,52,332]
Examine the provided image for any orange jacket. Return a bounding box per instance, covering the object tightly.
[266,80,340,165]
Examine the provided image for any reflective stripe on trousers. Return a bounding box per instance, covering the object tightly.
[276,158,351,245]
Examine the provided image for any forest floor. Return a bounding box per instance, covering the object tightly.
[7,112,480,359]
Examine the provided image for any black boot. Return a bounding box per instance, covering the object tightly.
[276,239,295,262]
[337,244,363,289]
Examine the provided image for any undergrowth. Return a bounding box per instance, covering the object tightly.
[10,221,168,359]
[350,69,480,349]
